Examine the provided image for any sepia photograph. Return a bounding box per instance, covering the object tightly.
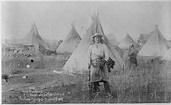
[1,0,171,104]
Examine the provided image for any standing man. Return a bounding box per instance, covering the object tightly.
[88,33,112,97]
[128,44,138,68]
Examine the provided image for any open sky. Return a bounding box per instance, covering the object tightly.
[1,1,171,41]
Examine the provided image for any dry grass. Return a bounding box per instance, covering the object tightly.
[62,57,171,103]
[2,54,171,103]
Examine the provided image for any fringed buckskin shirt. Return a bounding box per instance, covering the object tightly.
[88,43,110,82]
[88,43,109,62]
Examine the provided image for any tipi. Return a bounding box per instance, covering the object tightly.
[138,26,167,57]
[112,45,123,58]
[63,15,124,74]
[162,48,171,61]
[118,33,135,50]
[22,23,49,54]
[56,23,81,53]
[106,33,118,45]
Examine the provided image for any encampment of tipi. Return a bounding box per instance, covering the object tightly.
[56,24,81,53]
[118,33,135,50]
[63,15,124,74]
[138,26,168,58]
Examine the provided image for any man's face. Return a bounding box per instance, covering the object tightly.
[94,36,101,43]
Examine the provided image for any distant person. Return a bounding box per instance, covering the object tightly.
[88,33,112,97]
[128,44,138,68]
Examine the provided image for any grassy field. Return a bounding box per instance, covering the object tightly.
[1,53,171,104]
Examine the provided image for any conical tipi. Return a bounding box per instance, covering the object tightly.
[106,33,118,45]
[31,23,49,50]
[56,23,81,53]
[162,48,171,61]
[118,33,135,49]
[63,15,124,74]
[22,23,49,54]
[138,26,167,57]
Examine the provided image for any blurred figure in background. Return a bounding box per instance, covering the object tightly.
[128,44,138,69]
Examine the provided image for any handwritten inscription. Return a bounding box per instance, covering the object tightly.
[19,90,64,103]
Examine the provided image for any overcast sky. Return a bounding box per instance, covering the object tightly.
[1,1,171,41]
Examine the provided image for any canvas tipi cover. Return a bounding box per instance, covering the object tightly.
[162,48,171,61]
[106,33,118,45]
[45,39,59,51]
[118,33,135,49]
[138,26,167,57]
[166,40,171,48]
[63,15,124,74]
[56,24,81,53]
[22,23,49,54]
